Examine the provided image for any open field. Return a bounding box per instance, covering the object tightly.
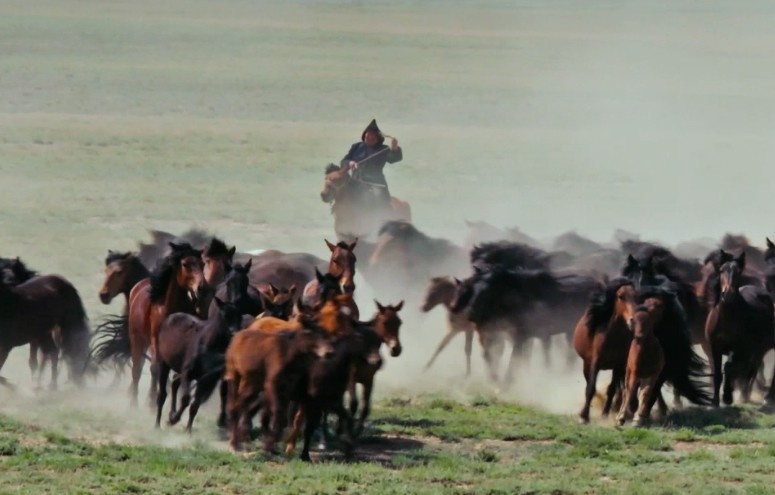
[2,0,775,493]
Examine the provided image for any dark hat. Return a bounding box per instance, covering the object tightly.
[361,119,384,144]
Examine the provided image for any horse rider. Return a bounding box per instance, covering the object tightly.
[340,119,402,209]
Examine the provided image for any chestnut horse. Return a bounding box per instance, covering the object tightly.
[126,242,206,407]
[421,276,476,376]
[616,297,666,426]
[573,278,638,423]
[320,163,411,239]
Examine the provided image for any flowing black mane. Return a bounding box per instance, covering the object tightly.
[470,241,551,272]
[203,237,231,258]
[0,257,38,286]
[149,243,202,303]
[584,277,633,334]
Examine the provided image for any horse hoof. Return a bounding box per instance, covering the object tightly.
[615,415,626,427]
[578,415,590,425]
[300,452,311,462]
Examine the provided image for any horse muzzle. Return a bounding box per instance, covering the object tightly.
[389,340,402,357]
[99,291,113,305]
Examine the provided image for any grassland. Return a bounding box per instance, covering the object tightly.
[2,0,775,493]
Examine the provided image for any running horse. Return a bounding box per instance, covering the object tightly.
[126,242,206,407]
[320,163,411,239]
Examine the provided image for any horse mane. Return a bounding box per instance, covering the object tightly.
[465,266,560,324]
[378,221,461,260]
[105,251,133,265]
[149,243,201,303]
[335,241,351,250]
[203,237,231,257]
[584,277,633,334]
[324,163,340,175]
[470,241,550,271]
[552,231,604,256]
[0,257,38,285]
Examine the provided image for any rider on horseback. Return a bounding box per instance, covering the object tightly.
[340,119,402,209]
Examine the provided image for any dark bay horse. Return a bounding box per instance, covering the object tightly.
[126,242,206,407]
[705,253,775,406]
[321,163,411,240]
[155,298,243,432]
[0,275,91,389]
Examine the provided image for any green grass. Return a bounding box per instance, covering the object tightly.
[4,398,775,494]
[3,0,775,492]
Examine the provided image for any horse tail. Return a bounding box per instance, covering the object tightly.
[57,281,94,386]
[653,291,713,406]
[91,315,131,373]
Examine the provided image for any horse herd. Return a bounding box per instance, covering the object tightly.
[2,223,775,460]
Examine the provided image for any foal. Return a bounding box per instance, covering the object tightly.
[617,298,665,427]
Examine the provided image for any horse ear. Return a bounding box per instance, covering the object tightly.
[374,299,385,312]
[767,237,775,249]
[736,251,747,269]
[228,246,236,258]
[626,254,636,265]
[315,267,325,283]
[394,300,404,312]
[245,258,252,270]
[288,284,297,296]
[268,283,279,297]
[454,277,462,286]
[349,238,358,251]
[325,239,336,252]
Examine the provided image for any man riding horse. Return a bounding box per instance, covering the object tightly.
[340,119,403,211]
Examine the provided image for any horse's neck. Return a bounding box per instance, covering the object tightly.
[163,283,196,314]
[202,315,230,352]
[123,270,150,306]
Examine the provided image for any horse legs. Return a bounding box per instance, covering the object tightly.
[579,359,598,424]
[28,344,39,384]
[424,328,460,373]
[0,347,14,390]
[633,375,660,427]
[169,374,180,420]
[155,363,170,428]
[540,333,552,369]
[503,328,528,389]
[710,345,723,407]
[186,373,221,433]
[169,373,192,426]
[602,367,623,418]
[478,331,500,383]
[356,375,374,437]
[722,359,736,406]
[284,407,305,456]
[464,328,474,378]
[331,401,355,459]
[616,370,637,426]
[129,338,145,408]
[300,406,323,462]
[217,380,228,429]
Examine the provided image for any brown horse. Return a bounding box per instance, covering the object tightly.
[616,298,666,426]
[246,293,357,338]
[303,239,357,295]
[573,278,638,423]
[256,283,297,319]
[705,252,775,406]
[202,238,236,288]
[99,251,151,307]
[127,242,206,407]
[348,300,403,437]
[0,275,91,389]
[320,163,411,239]
[224,323,335,453]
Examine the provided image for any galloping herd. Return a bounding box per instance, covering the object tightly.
[2,222,775,460]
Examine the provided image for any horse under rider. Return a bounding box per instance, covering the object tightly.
[340,119,402,208]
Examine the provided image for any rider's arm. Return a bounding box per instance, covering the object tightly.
[386,145,402,164]
[340,143,360,167]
